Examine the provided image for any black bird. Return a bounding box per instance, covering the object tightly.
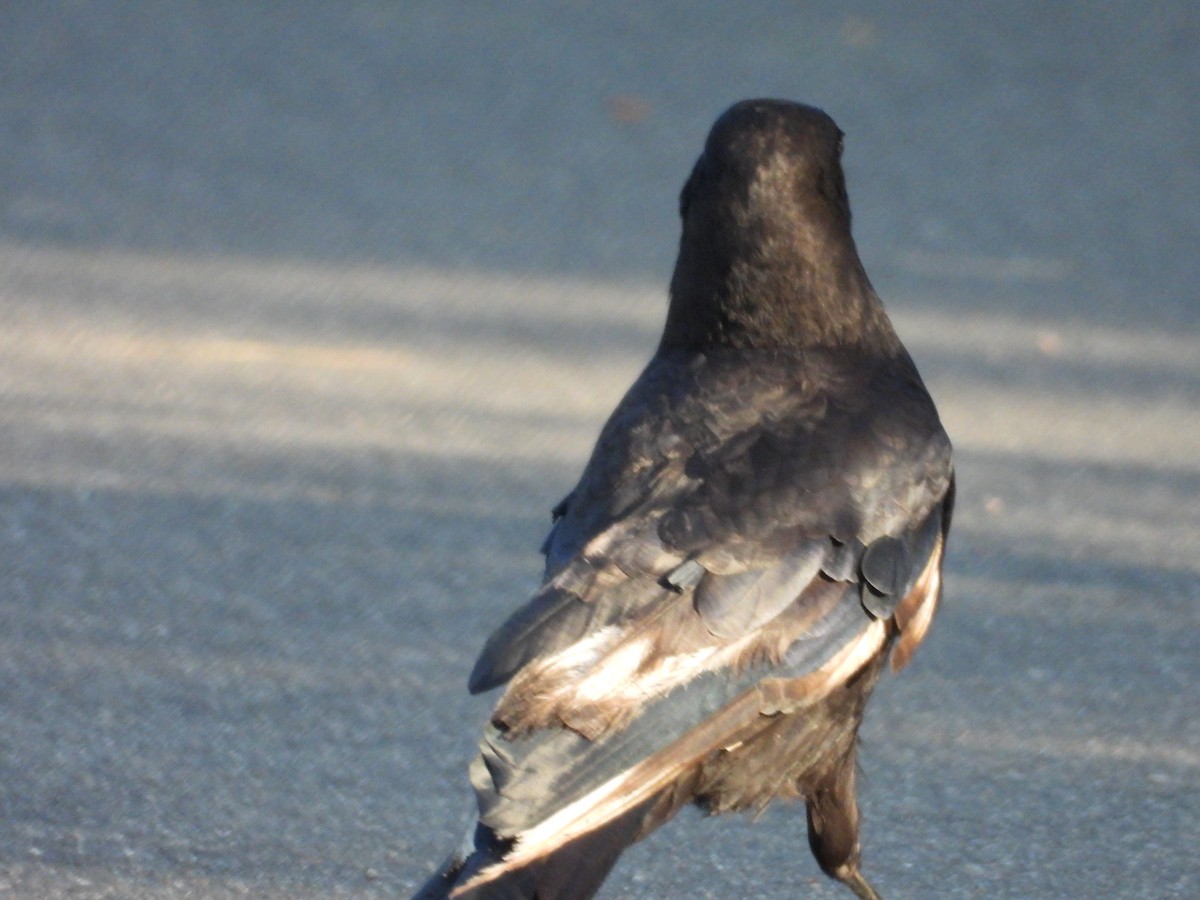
[416,99,954,900]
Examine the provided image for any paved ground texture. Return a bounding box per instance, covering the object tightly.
[1,3,1197,898]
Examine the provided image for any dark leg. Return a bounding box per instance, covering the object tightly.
[806,745,882,900]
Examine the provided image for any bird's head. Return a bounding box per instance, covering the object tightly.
[679,100,850,240]
[663,100,894,354]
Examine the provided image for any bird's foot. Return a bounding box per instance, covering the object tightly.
[834,863,882,900]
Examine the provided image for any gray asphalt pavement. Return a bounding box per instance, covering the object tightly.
[1,3,1197,898]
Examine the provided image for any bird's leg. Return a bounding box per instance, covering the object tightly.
[805,745,882,900]
[835,866,883,900]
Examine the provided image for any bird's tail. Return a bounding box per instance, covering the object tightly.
[413,799,654,900]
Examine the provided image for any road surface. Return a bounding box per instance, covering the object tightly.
[0,4,1197,897]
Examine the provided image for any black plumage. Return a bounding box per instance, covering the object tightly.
[416,99,954,900]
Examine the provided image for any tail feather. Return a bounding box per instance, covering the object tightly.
[414,801,654,900]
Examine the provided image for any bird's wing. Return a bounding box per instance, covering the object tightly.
[452,347,952,894]
[470,347,951,709]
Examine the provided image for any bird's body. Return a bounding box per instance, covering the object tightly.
[416,100,953,900]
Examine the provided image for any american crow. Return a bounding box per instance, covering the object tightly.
[416,99,954,900]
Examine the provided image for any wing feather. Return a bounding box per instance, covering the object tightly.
[457,346,953,888]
